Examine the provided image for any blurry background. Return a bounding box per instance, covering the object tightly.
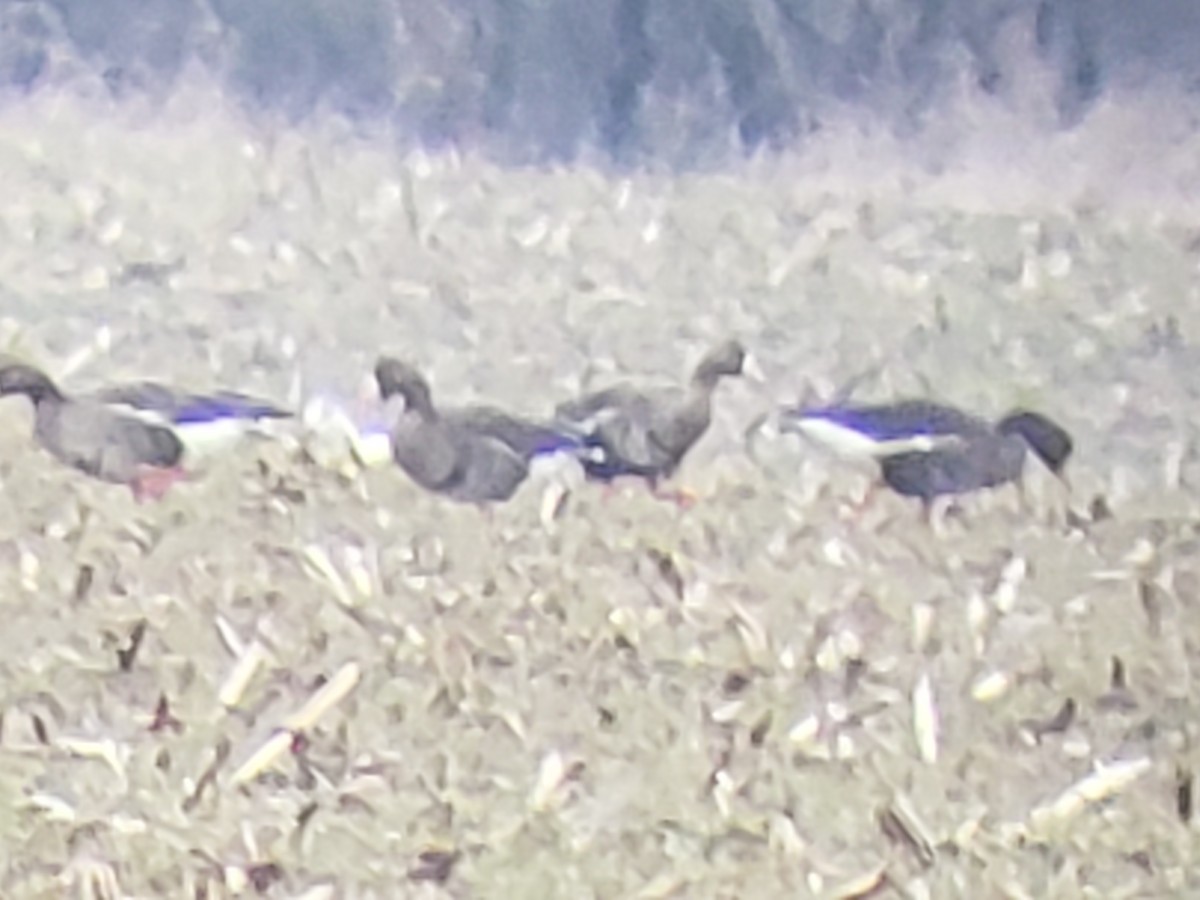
[2,0,1199,166]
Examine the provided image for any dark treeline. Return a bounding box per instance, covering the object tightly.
[1,0,1196,164]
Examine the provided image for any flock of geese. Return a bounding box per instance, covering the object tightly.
[0,340,1074,508]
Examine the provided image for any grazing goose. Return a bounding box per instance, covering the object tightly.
[375,356,586,504]
[779,399,1073,500]
[553,339,747,493]
[878,411,1073,501]
[0,362,185,500]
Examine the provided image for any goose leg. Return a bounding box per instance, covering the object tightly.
[644,473,697,508]
[843,480,883,519]
[594,475,696,508]
[925,496,960,538]
[651,486,698,509]
[598,476,652,502]
[131,465,187,502]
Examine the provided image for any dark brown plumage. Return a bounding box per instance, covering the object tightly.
[0,363,185,499]
[375,357,584,504]
[554,339,746,487]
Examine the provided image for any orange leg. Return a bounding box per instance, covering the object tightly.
[846,481,883,515]
[598,476,698,509]
[651,486,698,509]
[131,465,188,502]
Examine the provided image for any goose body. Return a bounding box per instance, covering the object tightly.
[554,340,746,486]
[0,364,185,499]
[879,436,1029,499]
[91,380,292,458]
[375,357,586,504]
[779,400,990,459]
[780,398,1073,500]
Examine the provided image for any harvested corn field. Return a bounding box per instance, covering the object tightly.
[0,90,1198,897]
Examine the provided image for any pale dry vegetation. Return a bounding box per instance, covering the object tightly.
[0,87,1198,897]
